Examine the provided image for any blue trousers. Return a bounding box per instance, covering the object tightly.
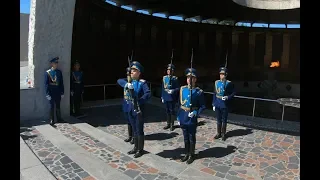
[216,107,228,125]
[164,101,176,114]
[181,124,197,144]
[123,112,131,125]
[128,111,144,136]
[49,95,61,110]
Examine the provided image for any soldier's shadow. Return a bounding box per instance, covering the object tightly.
[145,132,179,141]
[156,147,185,160]
[197,145,238,159]
[226,128,253,138]
[156,145,238,161]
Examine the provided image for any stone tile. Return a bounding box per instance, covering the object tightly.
[20,128,95,180]
[54,123,181,180]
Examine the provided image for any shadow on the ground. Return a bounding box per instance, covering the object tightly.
[20,134,38,141]
[156,145,238,161]
[226,128,253,138]
[156,147,185,160]
[197,145,238,159]
[145,132,179,141]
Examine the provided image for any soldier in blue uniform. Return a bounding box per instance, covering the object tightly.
[44,57,65,126]
[212,67,235,141]
[177,68,206,164]
[117,61,151,158]
[70,61,84,116]
[117,66,134,144]
[161,64,180,131]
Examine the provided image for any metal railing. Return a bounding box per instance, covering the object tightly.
[83,82,299,122]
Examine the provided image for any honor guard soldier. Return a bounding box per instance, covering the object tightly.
[70,61,84,117]
[117,61,151,158]
[212,67,235,141]
[45,57,65,126]
[117,66,134,144]
[161,64,180,131]
[177,68,206,164]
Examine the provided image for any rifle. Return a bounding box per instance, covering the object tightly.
[189,48,194,110]
[127,53,141,114]
[168,49,174,88]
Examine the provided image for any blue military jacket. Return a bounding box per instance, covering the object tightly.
[177,85,206,125]
[212,80,235,109]
[45,68,64,97]
[71,71,84,93]
[161,75,180,102]
[117,78,151,113]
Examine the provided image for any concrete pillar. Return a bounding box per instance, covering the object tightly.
[281,33,290,68]
[215,31,222,63]
[231,31,239,65]
[264,32,273,67]
[249,32,256,67]
[28,0,76,118]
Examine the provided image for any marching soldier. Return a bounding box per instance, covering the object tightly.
[70,61,84,117]
[212,67,235,141]
[44,57,65,126]
[117,67,134,144]
[117,61,151,158]
[177,68,206,164]
[161,64,180,131]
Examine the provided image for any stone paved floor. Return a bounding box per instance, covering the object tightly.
[20,127,96,180]
[82,105,300,180]
[54,123,180,180]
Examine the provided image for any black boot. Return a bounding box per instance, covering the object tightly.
[187,144,196,164]
[49,109,55,126]
[124,124,133,142]
[221,123,227,141]
[56,109,65,123]
[134,136,145,158]
[186,143,196,164]
[170,115,175,131]
[130,137,134,144]
[128,136,138,154]
[214,123,222,139]
[163,114,171,130]
[181,142,190,162]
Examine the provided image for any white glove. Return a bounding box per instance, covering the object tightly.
[167,89,173,94]
[188,111,195,118]
[71,91,74,96]
[46,95,51,101]
[126,83,134,89]
[222,96,228,101]
[61,95,64,98]
[161,98,164,103]
[212,106,215,111]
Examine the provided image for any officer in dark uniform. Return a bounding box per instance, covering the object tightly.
[117,61,151,158]
[70,61,84,117]
[161,64,180,131]
[212,67,235,141]
[117,66,134,144]
[177,68,206,164]
[44,57,65,126]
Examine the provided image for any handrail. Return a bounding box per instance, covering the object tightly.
[82,82,299,122]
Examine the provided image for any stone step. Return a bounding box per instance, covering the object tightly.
[20,135,56,180]
[64,116,222,180]
[20,125,99,180]
[20,122,134,180]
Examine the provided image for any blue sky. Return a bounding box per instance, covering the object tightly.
[20,0,30,14]
[20,0,299,28]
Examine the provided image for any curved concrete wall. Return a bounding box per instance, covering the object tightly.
[21,0,76,121]
[233,0,300,10]
[20,13,29,62]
